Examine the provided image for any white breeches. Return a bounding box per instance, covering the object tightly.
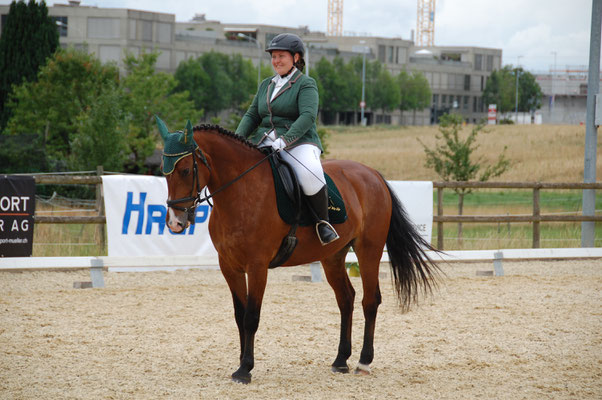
[260,133,326,196]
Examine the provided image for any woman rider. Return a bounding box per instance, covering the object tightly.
[235,33,339,245]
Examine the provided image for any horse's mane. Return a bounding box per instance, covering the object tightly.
[193,124,259,150]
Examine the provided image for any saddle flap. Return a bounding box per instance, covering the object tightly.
[273,154,300,206]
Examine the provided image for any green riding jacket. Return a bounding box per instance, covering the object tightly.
[235,69,323,152]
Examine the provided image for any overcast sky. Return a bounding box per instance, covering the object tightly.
[4,0,597,72]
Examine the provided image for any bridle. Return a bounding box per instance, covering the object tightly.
[166,147,273,224]
[165,148,210,224]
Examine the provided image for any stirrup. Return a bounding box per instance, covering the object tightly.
[315,220,340,245]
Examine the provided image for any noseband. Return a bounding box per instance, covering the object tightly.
[166,149,210,224]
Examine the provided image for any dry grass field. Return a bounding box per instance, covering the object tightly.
[325,124,594,182]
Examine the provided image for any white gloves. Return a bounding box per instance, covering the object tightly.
[271,137,287,152]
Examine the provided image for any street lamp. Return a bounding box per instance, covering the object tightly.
[354,40,369,126]
[238,33,261,89]
[514,55,523,124]
[303,38,328,76]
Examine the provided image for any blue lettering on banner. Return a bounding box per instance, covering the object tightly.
[123,192,146,234]
[122,191,210,235]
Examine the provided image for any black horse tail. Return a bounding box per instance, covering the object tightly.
[383,179,442,312]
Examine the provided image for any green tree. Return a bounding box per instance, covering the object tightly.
[483,65,542,116]
[4,48,119,170]
[372,67,401,119]
[0,0,59,130]
[121,50,202,172]
[311,57,359,121]
[69,82,128,171]
[419,113,510,244]
[517,69,543,112]
[399,70,432,124]
[174,52,256,119]
[173,57,211,111]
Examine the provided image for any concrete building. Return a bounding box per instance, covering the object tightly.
[536,67,596,125]
[0,1,503,125]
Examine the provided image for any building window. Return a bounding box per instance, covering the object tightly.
[473,96,478,112]
[486,55,493,71]
[475,54,482,71]
[156,22,172,44]
[463,96,469,110]
[388,46,394,63]
[265,33,278,48]
[141,20,152,41]
[88,17,120,39]
[378,45,386,63]
[129,19,137,40]
[51,16,68,37]
[433,94,439,107]
[99,45,121,63]
[464,75,471,91]
[481,76,485,91]
[441,94,447,105]
[1,14,7,32]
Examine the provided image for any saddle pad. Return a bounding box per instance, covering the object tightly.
[269,157,347,227]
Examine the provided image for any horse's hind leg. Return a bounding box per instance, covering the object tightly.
[321,246,355,373]
[354,243,383,375]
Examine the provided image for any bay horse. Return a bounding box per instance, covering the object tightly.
[160,120,440,384]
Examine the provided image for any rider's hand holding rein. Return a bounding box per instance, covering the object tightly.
[271,137,287,152]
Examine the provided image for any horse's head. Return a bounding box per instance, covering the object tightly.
[157,116,210,233]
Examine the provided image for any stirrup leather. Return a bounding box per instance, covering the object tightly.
[315,220,340,245]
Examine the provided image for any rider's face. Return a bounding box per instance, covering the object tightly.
[271,50,298,76]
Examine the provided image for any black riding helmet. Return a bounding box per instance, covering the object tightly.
[265,33,305,57]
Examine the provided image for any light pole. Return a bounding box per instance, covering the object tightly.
[304,38,328,76]
[360,40,367,126]
[238,33,261,89]
[551,51,557,121]
[514,55,523,124]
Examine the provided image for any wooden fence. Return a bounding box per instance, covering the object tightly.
[434,181,602,249]
[31,174,602,250]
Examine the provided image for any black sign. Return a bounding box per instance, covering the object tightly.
[0,176,36,257]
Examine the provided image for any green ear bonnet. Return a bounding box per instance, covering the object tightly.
[156,116,197,175]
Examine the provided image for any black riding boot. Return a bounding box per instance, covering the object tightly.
[306,186,340,245]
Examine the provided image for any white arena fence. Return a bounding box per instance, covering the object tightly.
[1,247,601,288]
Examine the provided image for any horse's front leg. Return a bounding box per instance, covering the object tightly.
[223,264,268,384]
[221,265,247,364]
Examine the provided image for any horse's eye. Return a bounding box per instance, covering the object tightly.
[180,168,190,177]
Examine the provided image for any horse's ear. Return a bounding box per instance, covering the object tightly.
[155,115,170,143]
[184,120,193,144]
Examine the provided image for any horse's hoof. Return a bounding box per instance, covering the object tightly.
[331,365,350,374]
[354,363,371,375]
[231,371,252,384]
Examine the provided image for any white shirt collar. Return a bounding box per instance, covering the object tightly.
[271,67,297,84]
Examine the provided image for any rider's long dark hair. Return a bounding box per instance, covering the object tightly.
[294,56,305,72]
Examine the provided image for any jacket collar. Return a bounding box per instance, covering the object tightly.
[268,69,302,103]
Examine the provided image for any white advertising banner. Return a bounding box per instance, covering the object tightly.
[102,175,218,258]
[388,181,433,244]
[102,176,433,258]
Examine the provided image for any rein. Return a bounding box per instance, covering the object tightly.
[196,151,273,205]
[167,149,273,220]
